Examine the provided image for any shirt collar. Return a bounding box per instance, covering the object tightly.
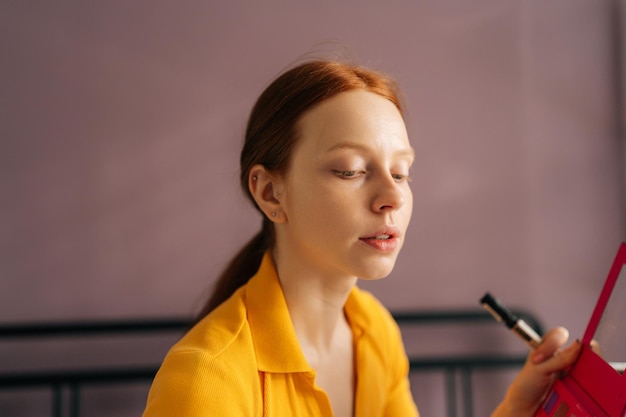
[344,287,368,340]
[246,252,313,373]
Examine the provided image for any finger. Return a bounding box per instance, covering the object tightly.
[590,339,602,356]
[532,327,569,364]
[536,340,581,374]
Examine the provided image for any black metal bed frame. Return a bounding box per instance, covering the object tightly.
[0,310,543,417]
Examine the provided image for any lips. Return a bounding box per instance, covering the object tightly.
[359,227,401,253]
[360,226,400,240]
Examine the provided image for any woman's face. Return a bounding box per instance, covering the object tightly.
[275,89,414,281]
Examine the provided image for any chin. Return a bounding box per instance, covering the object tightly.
[359,252,398,281]
[354,258,397,281]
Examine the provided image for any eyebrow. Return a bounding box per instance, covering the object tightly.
[324,141,415,159]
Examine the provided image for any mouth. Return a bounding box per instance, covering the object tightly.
[358,228,401,253]
[360,226,400,240]
[364,234,393,240]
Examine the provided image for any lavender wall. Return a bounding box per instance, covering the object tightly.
[1,1,624,416]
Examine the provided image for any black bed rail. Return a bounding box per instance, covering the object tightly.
[0,318,191,339]
[0,309,543,417]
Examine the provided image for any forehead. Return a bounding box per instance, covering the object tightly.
[294,90,410,156]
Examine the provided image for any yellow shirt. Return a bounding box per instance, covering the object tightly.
[143,253,418,417]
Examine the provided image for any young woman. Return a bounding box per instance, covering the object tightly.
[143,60,580,417]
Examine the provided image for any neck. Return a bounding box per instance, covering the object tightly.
[272,249,357,352]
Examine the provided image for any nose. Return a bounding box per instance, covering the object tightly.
[371,174,407,212]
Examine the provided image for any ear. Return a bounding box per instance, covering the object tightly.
[248,164,286,223]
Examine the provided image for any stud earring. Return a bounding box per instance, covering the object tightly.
[271,212,277,217]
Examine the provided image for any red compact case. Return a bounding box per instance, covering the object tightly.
[534,242,626,417]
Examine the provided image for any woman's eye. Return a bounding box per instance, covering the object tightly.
[392,173,412,182]
[333,170,360,179]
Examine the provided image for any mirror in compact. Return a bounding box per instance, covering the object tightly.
[535,242,626,417]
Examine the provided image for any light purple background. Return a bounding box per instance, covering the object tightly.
[1,1,625,416]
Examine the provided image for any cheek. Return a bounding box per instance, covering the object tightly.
[401,187,414,224]
[283,180,325,220]
[406,188,414,212]
[285,181,350,228]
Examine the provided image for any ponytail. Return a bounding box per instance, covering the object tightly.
[195,219,274,320]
